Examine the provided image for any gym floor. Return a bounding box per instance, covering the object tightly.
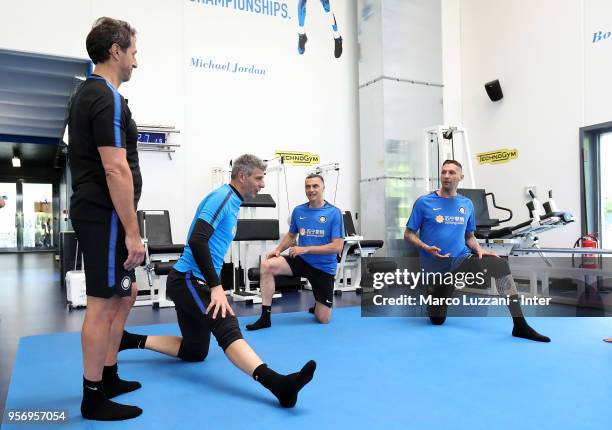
[0,252,360,418]
[2,253,611,429]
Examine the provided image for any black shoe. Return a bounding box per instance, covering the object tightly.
[334,36,343,58]
[298,33,308,55]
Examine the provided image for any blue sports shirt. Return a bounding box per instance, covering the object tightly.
[289,201,344,275]
[406,191,475,273]
[174,184,242,282]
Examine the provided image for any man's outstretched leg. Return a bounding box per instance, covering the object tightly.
[214,309,316,407]
[473,256,551,342]
[122,269,317,407]
[225,339,316,408]
[120,330,316,408]
[498,276,550,342]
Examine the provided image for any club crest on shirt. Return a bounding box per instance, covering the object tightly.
[459,207,465,214]
[300,227,306,236]
[319,216,327,223]
[435,215,444,223]
[121,276,132,291]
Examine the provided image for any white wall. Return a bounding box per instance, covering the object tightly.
[584,0,612,125]
[0,0,359,243]
[442,0,590,247]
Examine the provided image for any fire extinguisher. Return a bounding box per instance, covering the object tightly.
[573,234,598,269]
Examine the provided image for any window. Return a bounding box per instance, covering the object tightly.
[580,122,612,247]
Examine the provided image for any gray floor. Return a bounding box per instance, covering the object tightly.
[0,253,360,418]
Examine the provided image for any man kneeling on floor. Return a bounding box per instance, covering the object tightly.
[246,173,344,330]
[121,154,316,408]
[404,159,550,343]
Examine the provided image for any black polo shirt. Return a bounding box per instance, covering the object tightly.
[68,74,142,222]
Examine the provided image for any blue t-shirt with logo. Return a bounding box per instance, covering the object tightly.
[406,191,475,273]
[174,184,242,282]
[289,201,344,275]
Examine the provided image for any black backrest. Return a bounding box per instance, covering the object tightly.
[343,211,357,236]
[137,210,173,244]
[234,219,279,241]
[457,188,498,228]
[241,193,276,208]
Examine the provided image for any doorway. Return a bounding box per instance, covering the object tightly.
[0,179,58,252]
[580,121,612,248]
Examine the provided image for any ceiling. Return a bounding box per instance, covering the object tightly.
[0,49,90,168]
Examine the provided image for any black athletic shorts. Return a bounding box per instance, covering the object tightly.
[72,210,136,299]
[283,255,335,308]
[166,268,243,351]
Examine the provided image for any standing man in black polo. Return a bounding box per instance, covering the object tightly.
[69,17,144,421]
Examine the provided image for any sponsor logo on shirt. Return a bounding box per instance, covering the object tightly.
[435,214,465,225]
[302,228,326,237]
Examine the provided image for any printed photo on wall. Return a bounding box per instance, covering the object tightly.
[296,0,343,58]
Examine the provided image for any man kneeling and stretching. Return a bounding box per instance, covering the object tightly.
[404,159,550,342]
[246,173,344,330]
[120,154,316,407]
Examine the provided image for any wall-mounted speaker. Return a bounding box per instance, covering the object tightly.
[484,79,503,102]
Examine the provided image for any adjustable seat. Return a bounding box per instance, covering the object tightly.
[136,210,184,308]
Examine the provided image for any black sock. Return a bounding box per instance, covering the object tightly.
[246,305,272,331]
[81,377,142,421]
[103,363,142,399]
[252,361,316,408]
[308,305,315,314]
[511,317,551,342]
[508,295,550,342]
[119,331,148,351]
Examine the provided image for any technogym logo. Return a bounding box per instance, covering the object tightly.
[189,0,290,20]
[592,30,611,44]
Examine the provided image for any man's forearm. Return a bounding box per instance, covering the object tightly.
[304,242,342,255]
[275,233,297,253]
[106,165,138,237]
[404,230,426,250]
[466,235,481,253]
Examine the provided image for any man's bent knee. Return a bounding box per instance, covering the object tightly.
[177,341,209,362]
[261,258,283,275]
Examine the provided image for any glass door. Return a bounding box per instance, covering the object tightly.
[21,182,54,250]
[600,132,612,248]
[0,180,57,252]
[0,182,18,249]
